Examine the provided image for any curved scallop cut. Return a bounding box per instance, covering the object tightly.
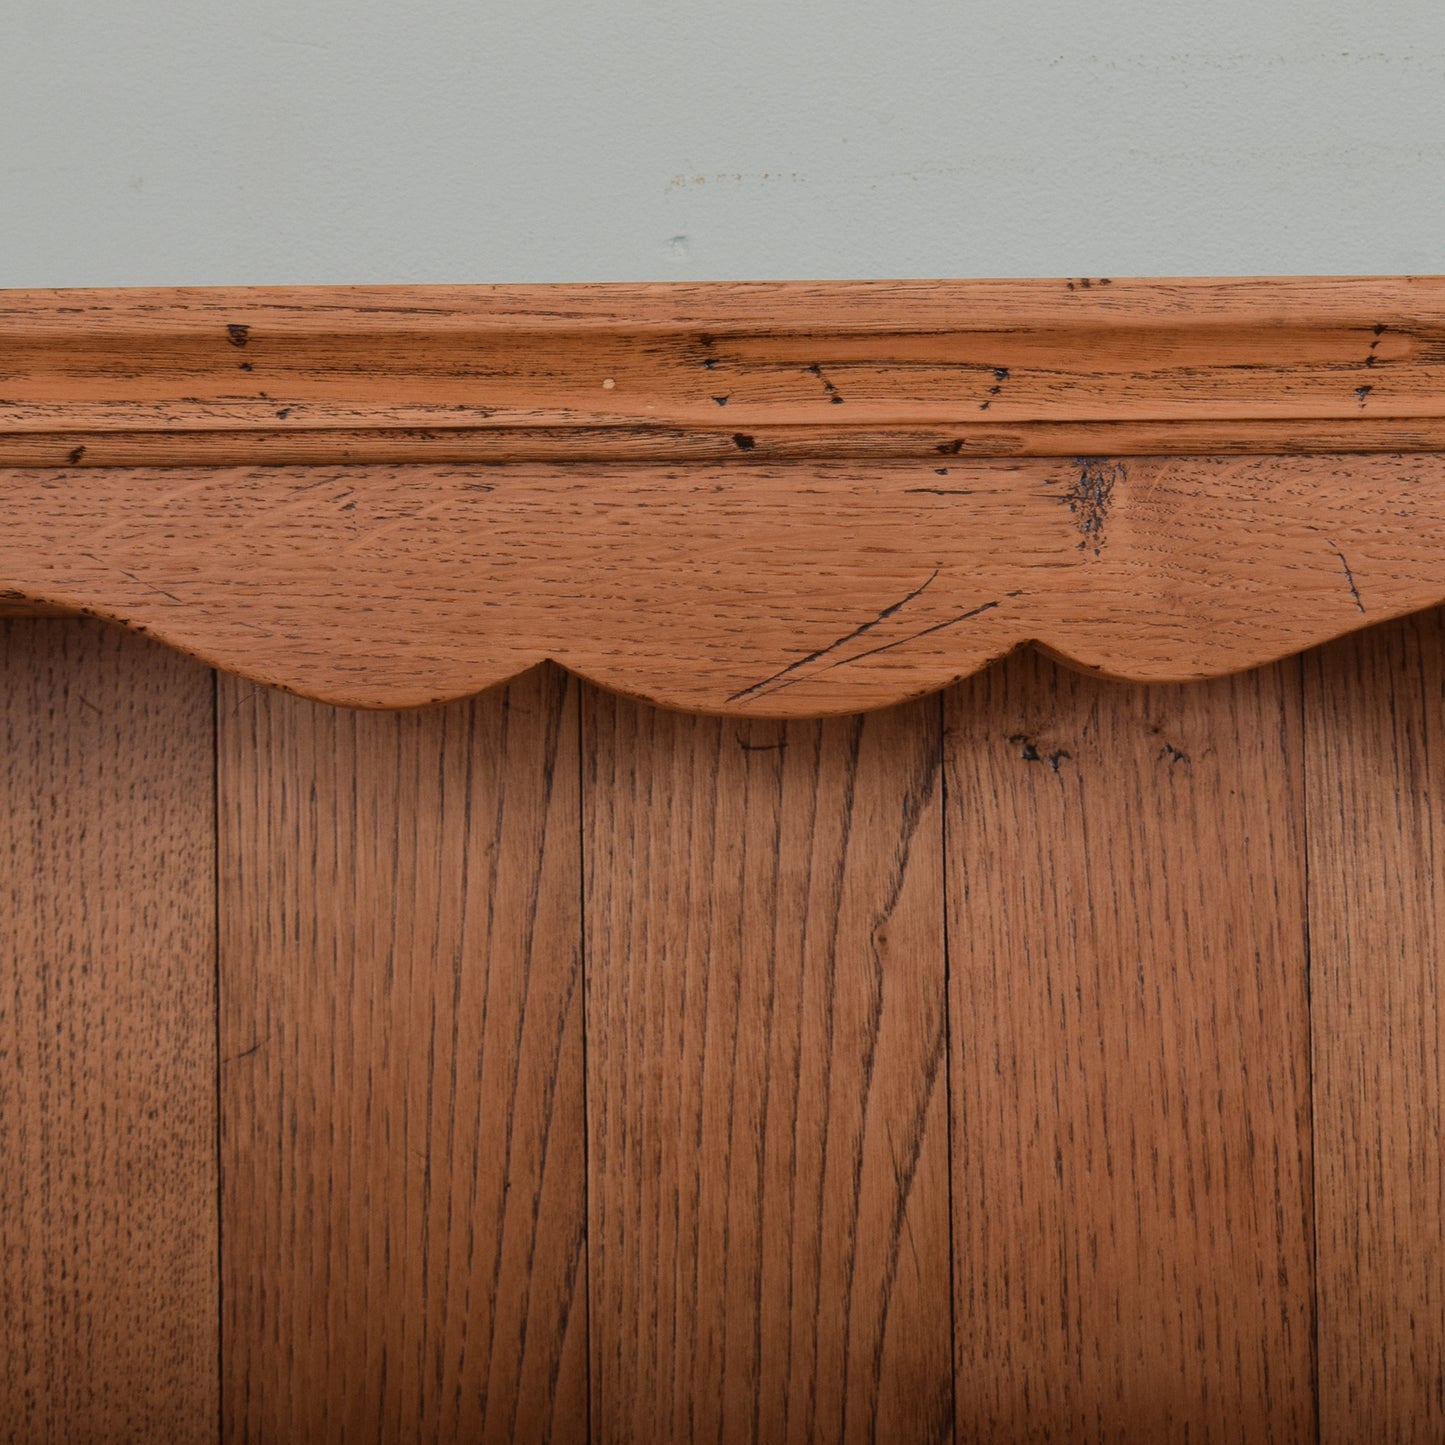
[4,454,1445,715]
[4,278,1445,713]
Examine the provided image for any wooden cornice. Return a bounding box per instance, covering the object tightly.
[4,276,1445,465]
[4,277,1445,713]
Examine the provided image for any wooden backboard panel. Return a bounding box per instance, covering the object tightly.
[0,619,218,1443]
[945,654,1315,1439]
[1306,613,1445,1443]
[582,691,953,1443]
[216,665,588,1443]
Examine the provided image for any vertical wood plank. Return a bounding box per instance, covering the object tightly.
[584,690,953,1444]
[944,653,1315,1440]
[218,663,587,1443]
[0,618,219,1443]
[1306,610,1445,1440]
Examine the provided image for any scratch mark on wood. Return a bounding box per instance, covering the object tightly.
[726,570,941,702]
[1330,541,1366,612]
[80,553,185,604]
[810,598,1004,673]
[222,1034,271,1065]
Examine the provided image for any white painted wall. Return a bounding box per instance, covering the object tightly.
[3,0,1442,286]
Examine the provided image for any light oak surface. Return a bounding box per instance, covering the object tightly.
[217,664,588,1444]
[2,278,1444,467]
[0,619,218,1443]
[4,276,1445,1442]
[944,654,1315,1440]
[7,278,1445,712]
[582,691,953,1443]
[5,453,1445,713]
[3,615,1445,1438]
[1306,613,1445,1443]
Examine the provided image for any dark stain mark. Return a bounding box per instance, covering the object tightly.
[712,395,730,406]
[1159,742,1190,766]
[993,367,1010,382]
[979,401,991,411]
[737,736,788,752]
[1009,734,1072,773]
[1067,281,1076,291]
[935,467,949,475]
[805,361,845,405]
[226,323,250,347]
[67,445,85,464]
[726,569,941,702]
[276,408,292,419]
[702,357,721,369]
[732,432,756,451]
[937,439,965,455]
[1064,458,1126,552]
[1355,385,1373,406]
[1366,323,1387,368]
[1100,277,1112,285]
[239,361,253,371]
[1330,541,1365,612]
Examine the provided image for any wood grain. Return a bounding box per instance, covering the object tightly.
[5,452,1445,713]
[10,418,1445,471]
[943,652,1315,1440]
[217,663,587,1443]
[583,688,953,1443]
[3,278,1445,466]
[1305,609,1445,1440]
[0,618,218,1443]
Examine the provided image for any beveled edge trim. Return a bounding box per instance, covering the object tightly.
[3,276,1444,466]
